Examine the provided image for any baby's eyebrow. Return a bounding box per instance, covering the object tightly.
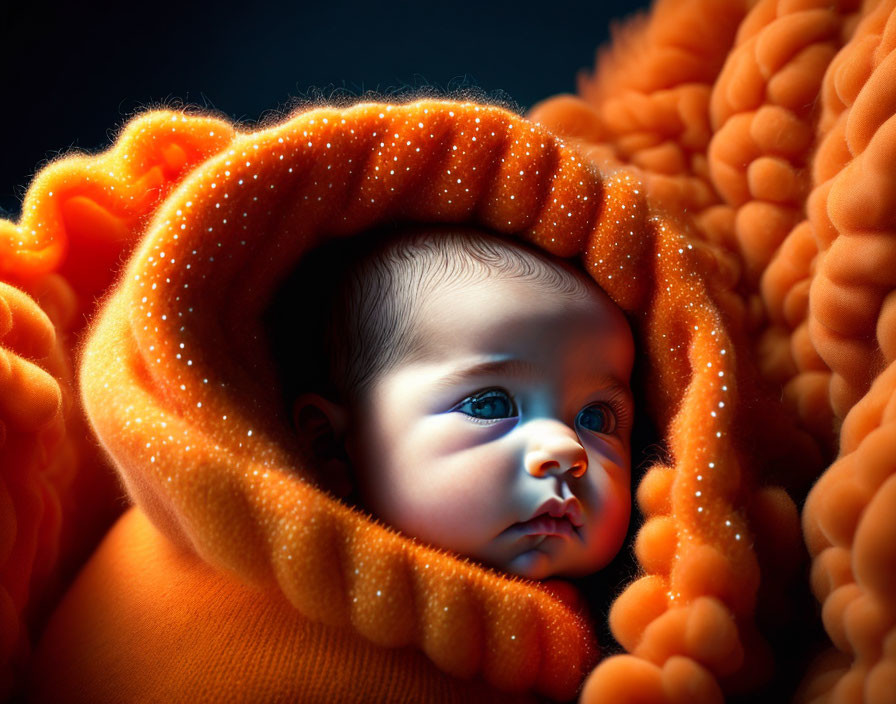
[431,358,537,390]
[432,357,633,403]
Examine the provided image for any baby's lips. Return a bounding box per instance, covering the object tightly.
[535,496,585,527]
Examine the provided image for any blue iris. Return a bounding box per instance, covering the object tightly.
[456,389,517,419]
[577,404,614,433]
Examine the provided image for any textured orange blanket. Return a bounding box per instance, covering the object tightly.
[2,1,895,702]
[528,1,896,701]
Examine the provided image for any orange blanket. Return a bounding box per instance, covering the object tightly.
[528,1,896,701]
[2,1,894,702]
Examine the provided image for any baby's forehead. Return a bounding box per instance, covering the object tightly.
[406,262,633,353]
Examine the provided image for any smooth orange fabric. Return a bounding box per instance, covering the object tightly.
[27,505,542,704]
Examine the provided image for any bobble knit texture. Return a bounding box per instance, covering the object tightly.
[530,1,896,701]
[2,2,895,699]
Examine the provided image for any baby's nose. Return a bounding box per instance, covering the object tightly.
[525,423,587,478]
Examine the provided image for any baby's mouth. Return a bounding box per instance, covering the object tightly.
[509,514,582,541]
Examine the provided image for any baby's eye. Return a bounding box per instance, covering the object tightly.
[454,388,518,421]
[577,403,616,434]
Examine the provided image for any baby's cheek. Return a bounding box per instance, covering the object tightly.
[413,414,516,455]
[577,468,631,569]
[424,457,510,532]
[409,457,516,553]
[579,432,629,472]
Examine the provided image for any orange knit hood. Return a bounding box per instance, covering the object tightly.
[67,98,814,700]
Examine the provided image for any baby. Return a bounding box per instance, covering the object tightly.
[283,223,636,582]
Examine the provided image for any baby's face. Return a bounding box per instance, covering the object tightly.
[344,272,636,580]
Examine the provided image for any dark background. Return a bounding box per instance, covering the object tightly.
[1,0,650,219]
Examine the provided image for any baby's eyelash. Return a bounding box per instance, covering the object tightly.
[599,393,632,431]
[575,392,633,436]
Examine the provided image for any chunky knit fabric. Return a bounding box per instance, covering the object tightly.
[530,1,896,701]
[3,2,896,700]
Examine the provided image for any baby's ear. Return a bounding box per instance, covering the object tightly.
[292,393,353,499]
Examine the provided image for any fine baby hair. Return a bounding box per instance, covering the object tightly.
[270,222,602,408]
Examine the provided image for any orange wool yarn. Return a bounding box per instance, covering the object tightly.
[0,112,234,702]
[531,0,896,701]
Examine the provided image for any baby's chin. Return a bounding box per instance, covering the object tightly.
[505,549,556,580]
[503,545,601,581]
[505,547,595,581]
